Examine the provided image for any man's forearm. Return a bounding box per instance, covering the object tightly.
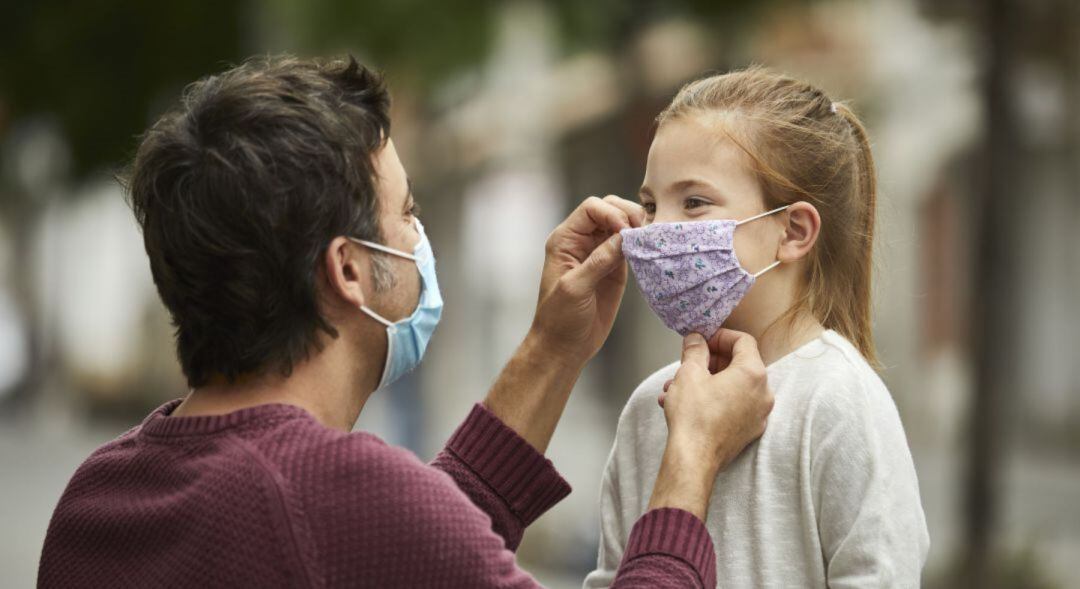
[482,330,586,454]
[647,439,719,521]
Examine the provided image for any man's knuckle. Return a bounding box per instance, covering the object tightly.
[745,364,767,382]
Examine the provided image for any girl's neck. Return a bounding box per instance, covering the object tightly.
[728,307,825,366]
[758,313,826,365]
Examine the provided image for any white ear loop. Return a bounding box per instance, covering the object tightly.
[348,237,416,327]
[734,205,790,226]
[360,305,394,327]
[349,238,418,261]
[751,260,782,278]
[733,205,789,277]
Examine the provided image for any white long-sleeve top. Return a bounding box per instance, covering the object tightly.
[585,330,930,588]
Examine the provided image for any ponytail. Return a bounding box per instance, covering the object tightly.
[830,103,879,367]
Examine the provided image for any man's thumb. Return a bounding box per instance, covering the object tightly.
[567,233,624,290]
[680,333,709,371]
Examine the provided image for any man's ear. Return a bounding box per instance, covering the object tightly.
[323,236,368,311]
[777,201,821,263]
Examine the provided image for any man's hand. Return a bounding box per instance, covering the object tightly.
[647,329,775,520]
[530,195,645,363]
[483,195,643,453]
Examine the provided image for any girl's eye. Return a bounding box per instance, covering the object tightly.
[685,197,710,210]
[641,202,656,215]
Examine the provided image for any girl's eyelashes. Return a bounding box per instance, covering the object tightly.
[684,196,711,210]
[640,198,710,216]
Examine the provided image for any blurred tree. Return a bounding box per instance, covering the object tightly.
[0,0,785,181]
[964,0,1020,585]
[0,0,246,178]
[262,0,497,94]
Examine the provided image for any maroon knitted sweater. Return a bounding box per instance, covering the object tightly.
[39,401,716,587]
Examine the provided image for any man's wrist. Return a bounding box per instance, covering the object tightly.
[481,329,588,454]
[522,326,590,373]
[647,438,721,521]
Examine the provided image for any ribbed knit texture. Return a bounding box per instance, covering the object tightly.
[39,401,715,588]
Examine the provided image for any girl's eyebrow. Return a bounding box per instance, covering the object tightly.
[669,178,717,193]
[669,178,728,203]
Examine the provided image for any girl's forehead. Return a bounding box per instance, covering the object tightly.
[645,118,757,191]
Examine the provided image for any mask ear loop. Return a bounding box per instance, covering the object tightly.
[347,237,414,326]
[751,260,782,278]
[734,204,790,227]
[349,238,418,261]
[360,305,394,327]
[734,205,789,277]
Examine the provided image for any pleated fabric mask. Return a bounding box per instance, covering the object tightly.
[621,205,788,339]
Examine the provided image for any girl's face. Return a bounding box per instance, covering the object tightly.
[639,115,786,282]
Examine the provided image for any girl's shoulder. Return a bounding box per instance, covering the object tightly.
[775,330,904,434]
[772,330,883,390]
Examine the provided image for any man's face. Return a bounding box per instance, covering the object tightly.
[367,139,423,321]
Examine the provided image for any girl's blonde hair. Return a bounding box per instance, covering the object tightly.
[659,67,879,367]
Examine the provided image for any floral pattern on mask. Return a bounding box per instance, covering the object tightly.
[621,220,756,339]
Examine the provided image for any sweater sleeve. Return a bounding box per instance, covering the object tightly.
[810,381,931,588]
[431,404,717,587]
[609,508,717,588]
[430,403,572,551]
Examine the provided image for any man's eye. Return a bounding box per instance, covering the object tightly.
[408,202,421,216]
[642,202,656,215]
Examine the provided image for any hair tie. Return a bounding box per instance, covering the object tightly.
[830,102,839,114]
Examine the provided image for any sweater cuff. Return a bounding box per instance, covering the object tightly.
[445,403,572,526]
[622,508,717,587]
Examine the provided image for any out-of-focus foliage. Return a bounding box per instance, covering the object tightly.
[265,0,497,90]
[0,0,794,183]
[0,0,246,178]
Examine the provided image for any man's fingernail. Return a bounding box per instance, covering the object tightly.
[684,333,705,347]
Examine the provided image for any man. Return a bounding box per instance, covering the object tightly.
[38,56,773,588]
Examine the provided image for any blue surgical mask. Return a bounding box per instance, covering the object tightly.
[350,218,443,389]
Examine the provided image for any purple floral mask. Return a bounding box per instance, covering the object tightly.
[621,205,788,339]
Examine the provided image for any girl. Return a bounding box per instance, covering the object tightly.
[585,68,930,588]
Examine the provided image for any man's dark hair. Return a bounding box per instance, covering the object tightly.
[125,55,391,387]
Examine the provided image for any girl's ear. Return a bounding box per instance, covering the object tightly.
[323,236,368,311]
[777,201,821,263]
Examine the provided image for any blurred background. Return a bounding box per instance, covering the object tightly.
[1,0,1078,587]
